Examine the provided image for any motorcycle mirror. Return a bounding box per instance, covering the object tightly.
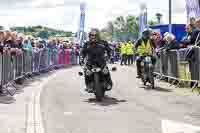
[78,72,83,76]
[111,67,117,71]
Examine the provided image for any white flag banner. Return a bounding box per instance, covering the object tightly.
[185,0,200,18]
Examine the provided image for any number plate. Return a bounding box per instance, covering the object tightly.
[91,68,101,72]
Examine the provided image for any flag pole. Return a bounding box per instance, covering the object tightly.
[169,0,172,33]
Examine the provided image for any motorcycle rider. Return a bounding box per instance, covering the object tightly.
[135,29,156,78]
[79,28,113,92]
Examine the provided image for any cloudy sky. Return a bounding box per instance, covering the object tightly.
[0,0,186,32]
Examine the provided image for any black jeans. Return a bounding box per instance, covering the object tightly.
[121,54,127,65]
[136,57,142,76]
[127,55,133,65]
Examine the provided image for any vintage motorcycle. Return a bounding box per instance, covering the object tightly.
[79,63,116,101]
[140,55,155,89]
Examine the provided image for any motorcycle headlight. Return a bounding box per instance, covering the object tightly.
[103,67,109,74]
[91,68,101,72]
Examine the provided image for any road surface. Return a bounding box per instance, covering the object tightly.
[40,65,200,133]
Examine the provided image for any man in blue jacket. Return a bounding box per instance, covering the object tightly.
[191,18,200,46]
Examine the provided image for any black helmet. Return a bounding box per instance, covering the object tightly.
[142,28,152,38]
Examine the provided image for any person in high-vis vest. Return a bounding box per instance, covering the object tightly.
[120,42,128,65]
[126,41,134,65]
[135,29,156,78]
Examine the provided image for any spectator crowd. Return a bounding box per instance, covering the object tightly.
[152,17,200,50]
[109,17,200,65]
[0,28,81,95]
[0,28,80,59]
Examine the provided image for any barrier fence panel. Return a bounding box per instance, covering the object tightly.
[198,48,200,81]
[53,49,59,66]
[2,53,12,86]
[15,53,23,78]
[58,49,65,66]
[71,48,77,65]
[48,48,59,67]
[177,49,191,81]
[0,48,78,91]
[23,50,33,74]
[160,50,168,76]
[47,48,51,66]
[154,47,200,87]
[194,48,200,81]
[167,50,178,78]
[32,50,40,73]
[50,49,57,66]
[11,55,16,80]
[0,54,2,86]
[39,48,49,72]
[64,49,71,65]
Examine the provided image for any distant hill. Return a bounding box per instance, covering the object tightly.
[13,25,73,39]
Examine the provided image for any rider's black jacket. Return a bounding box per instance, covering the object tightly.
[80,40,111,67]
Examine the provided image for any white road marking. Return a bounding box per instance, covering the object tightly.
[26,93,35,133]
[162,119,200,133]
[27,73,57,133]
[64,112,73,116]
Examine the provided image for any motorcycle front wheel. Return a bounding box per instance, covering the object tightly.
[141,68,147,86]
[148,67,155,89]
[94,73,105,101]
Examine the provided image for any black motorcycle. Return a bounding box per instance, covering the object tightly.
[140,55,155,89]
[79,64,116,101]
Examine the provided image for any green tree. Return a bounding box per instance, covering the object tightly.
[38,31,48,39]
[125,16,139,39]
[107,15,139,41]
[107,21,114,39]
[100,21,114,41]
[114,16,126,32]
[148,20,158,26]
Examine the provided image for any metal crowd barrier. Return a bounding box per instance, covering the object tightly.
[0,48,79,95]
[154,47,200,88]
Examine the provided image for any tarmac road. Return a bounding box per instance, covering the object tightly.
[40,65,200,133]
